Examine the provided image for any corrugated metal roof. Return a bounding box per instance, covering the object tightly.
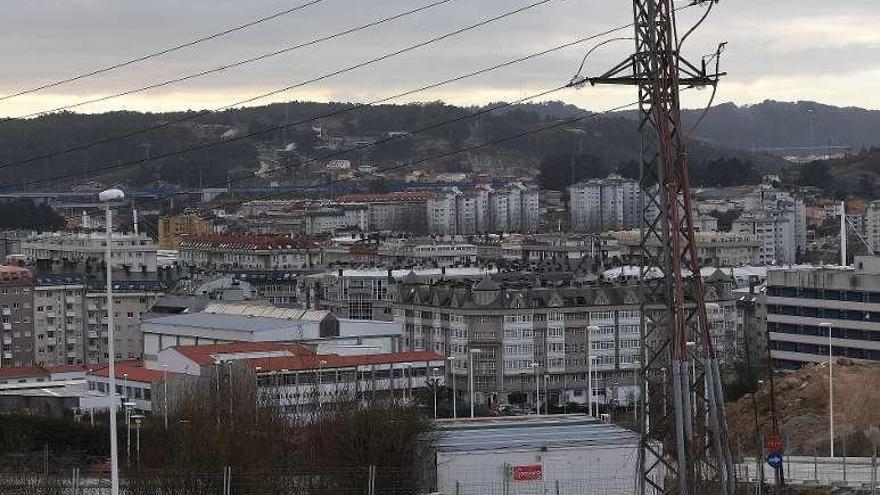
[202,303,329,322]
[144,313,314,333]
[435,415,639,452]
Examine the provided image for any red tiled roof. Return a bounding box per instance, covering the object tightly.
[337,191,436,203]
[45,364,88,374]
[348,244,378,255]
[0,364,49,379]
[171,342,316,366]
[180,234,321,250]
[247,351,445,373]
[0,265,33,285]
[88,360,169,383]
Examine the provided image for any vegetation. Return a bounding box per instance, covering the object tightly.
[0,199,64,231]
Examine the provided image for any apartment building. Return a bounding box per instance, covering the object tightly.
[158,214,213,250]
[178,234,323,270]
[426,183,540,235]
[32,273,163,366]
[613,230,760,267]
[0,266,34,367]
[337,192,434,232]
[391,273,737,408]
[762,256,880,370]
[21,232,158,273]
[569,174,641,233]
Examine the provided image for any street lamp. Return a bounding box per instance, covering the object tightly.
[430,367,440,419]
[820,321,834,458]
[587,325,599,418]
[447,356,457,419]
[529,362,541,415]
[131,414,145,470]
[99,187,124,495]
[469,348,482,418]
[123,401,136,467]
[543,374,550,416]
[162,364,168,431]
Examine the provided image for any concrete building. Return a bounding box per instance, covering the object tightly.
[763,257,880,370]
[569,174,641,233]
[178,234,322,270]
[312,267,491,322]
[32,274,163,366]
[21,232,158,273]
[613,230,760,267]
[378,240,478,268]
[150,342,444,416]
[434,415,649,495]
[337,192,433,232]
[427,184,540,235]
[158,214,213,250]
[0,265,34,367]
[866,201,880,255]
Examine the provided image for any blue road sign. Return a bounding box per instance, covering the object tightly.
[767,452,783,469]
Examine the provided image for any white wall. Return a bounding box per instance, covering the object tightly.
[436,444,644,495]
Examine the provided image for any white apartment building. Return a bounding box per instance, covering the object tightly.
[732,212,797,265]
[427,183,540,235]
[32,274,163,366]
[865,201,880,255]
[21,232,158,273]
[178,234,322,270]
[569,174,641,233]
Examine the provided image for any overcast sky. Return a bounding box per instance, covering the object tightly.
[0,0,876,118]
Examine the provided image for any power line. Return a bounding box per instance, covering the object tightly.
[0,0,333,103]
[10,22,641,191]
[2,0,460,122]
[0,0,555,174]
[133,97,640,214]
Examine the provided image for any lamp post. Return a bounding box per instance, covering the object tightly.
[447,356,457,419]
[163,364,168,431]
[529,362,541,415]
[587,325,599,418]
[469,348,482,418]
[430,367,439,419]
[99,187,124,495]
[123,372,130,466]
[131,415,144,470]
[820,321,834,457]
[543,374,550,415]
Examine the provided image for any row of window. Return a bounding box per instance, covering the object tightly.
[768,286,880,303]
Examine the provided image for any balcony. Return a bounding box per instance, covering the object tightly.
[87,331,98,339]
[45,338,56,345]
[2,336,11,345]
[88,318,97,325]
[1,309,10,316]
[1,323,10,331]
[2,352,11,359]
[65,296,78,305]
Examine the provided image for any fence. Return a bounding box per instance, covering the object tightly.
[453,476,641,495]
[0,465,415,495]
[738,456,880,491]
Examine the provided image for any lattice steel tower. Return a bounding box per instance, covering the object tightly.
[573,1,732,493]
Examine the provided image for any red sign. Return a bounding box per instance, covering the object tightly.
[766,434,782,453]
[513,464,543,481]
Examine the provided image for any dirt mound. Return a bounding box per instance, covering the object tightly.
[726,359,880,456]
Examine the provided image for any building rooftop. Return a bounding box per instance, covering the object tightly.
[247,351,445,373]
[0,265,33,284]
[0,365,50,380]
[170,342,315,366]
[179,234,320,250]
[434,414,640,452]
[201,303,330,322]
[89,360,171,383]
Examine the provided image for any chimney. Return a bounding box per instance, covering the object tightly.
[133,207,139,235]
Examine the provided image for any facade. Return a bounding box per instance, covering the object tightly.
[178,234,323,270]
[32,274,163,366]
[158,214,213,250]
[21,232,158,273]
[434,415,648,495]
[762,256,880,370]
[0,266,35,367]
[337,192,433,232]
[392,274,737,408]
[732,185,807,265]
[427,184,540,235]
[866,201,880,255]
[569,174,641,233]
[613,230,760,267]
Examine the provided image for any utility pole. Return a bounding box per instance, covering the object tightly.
[574,1,732,493]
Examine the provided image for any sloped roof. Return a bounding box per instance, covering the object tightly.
[247,351,445,372]
[202,303,331,322]
[473,275,501,291]
[89,360,170,383]
[172,342,314,366]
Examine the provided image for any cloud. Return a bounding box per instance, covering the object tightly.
[0,0,875,117]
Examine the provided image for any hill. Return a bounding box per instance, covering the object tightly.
[681,100,880,152]
[726,359,880,456]
[792,150,880,197]
[0,100,792,192]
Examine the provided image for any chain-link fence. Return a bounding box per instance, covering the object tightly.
[738,455,880,491]
[453,476,641,495]
[0,464,416,495]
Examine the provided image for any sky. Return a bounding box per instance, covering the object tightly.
[0,0,877,118]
